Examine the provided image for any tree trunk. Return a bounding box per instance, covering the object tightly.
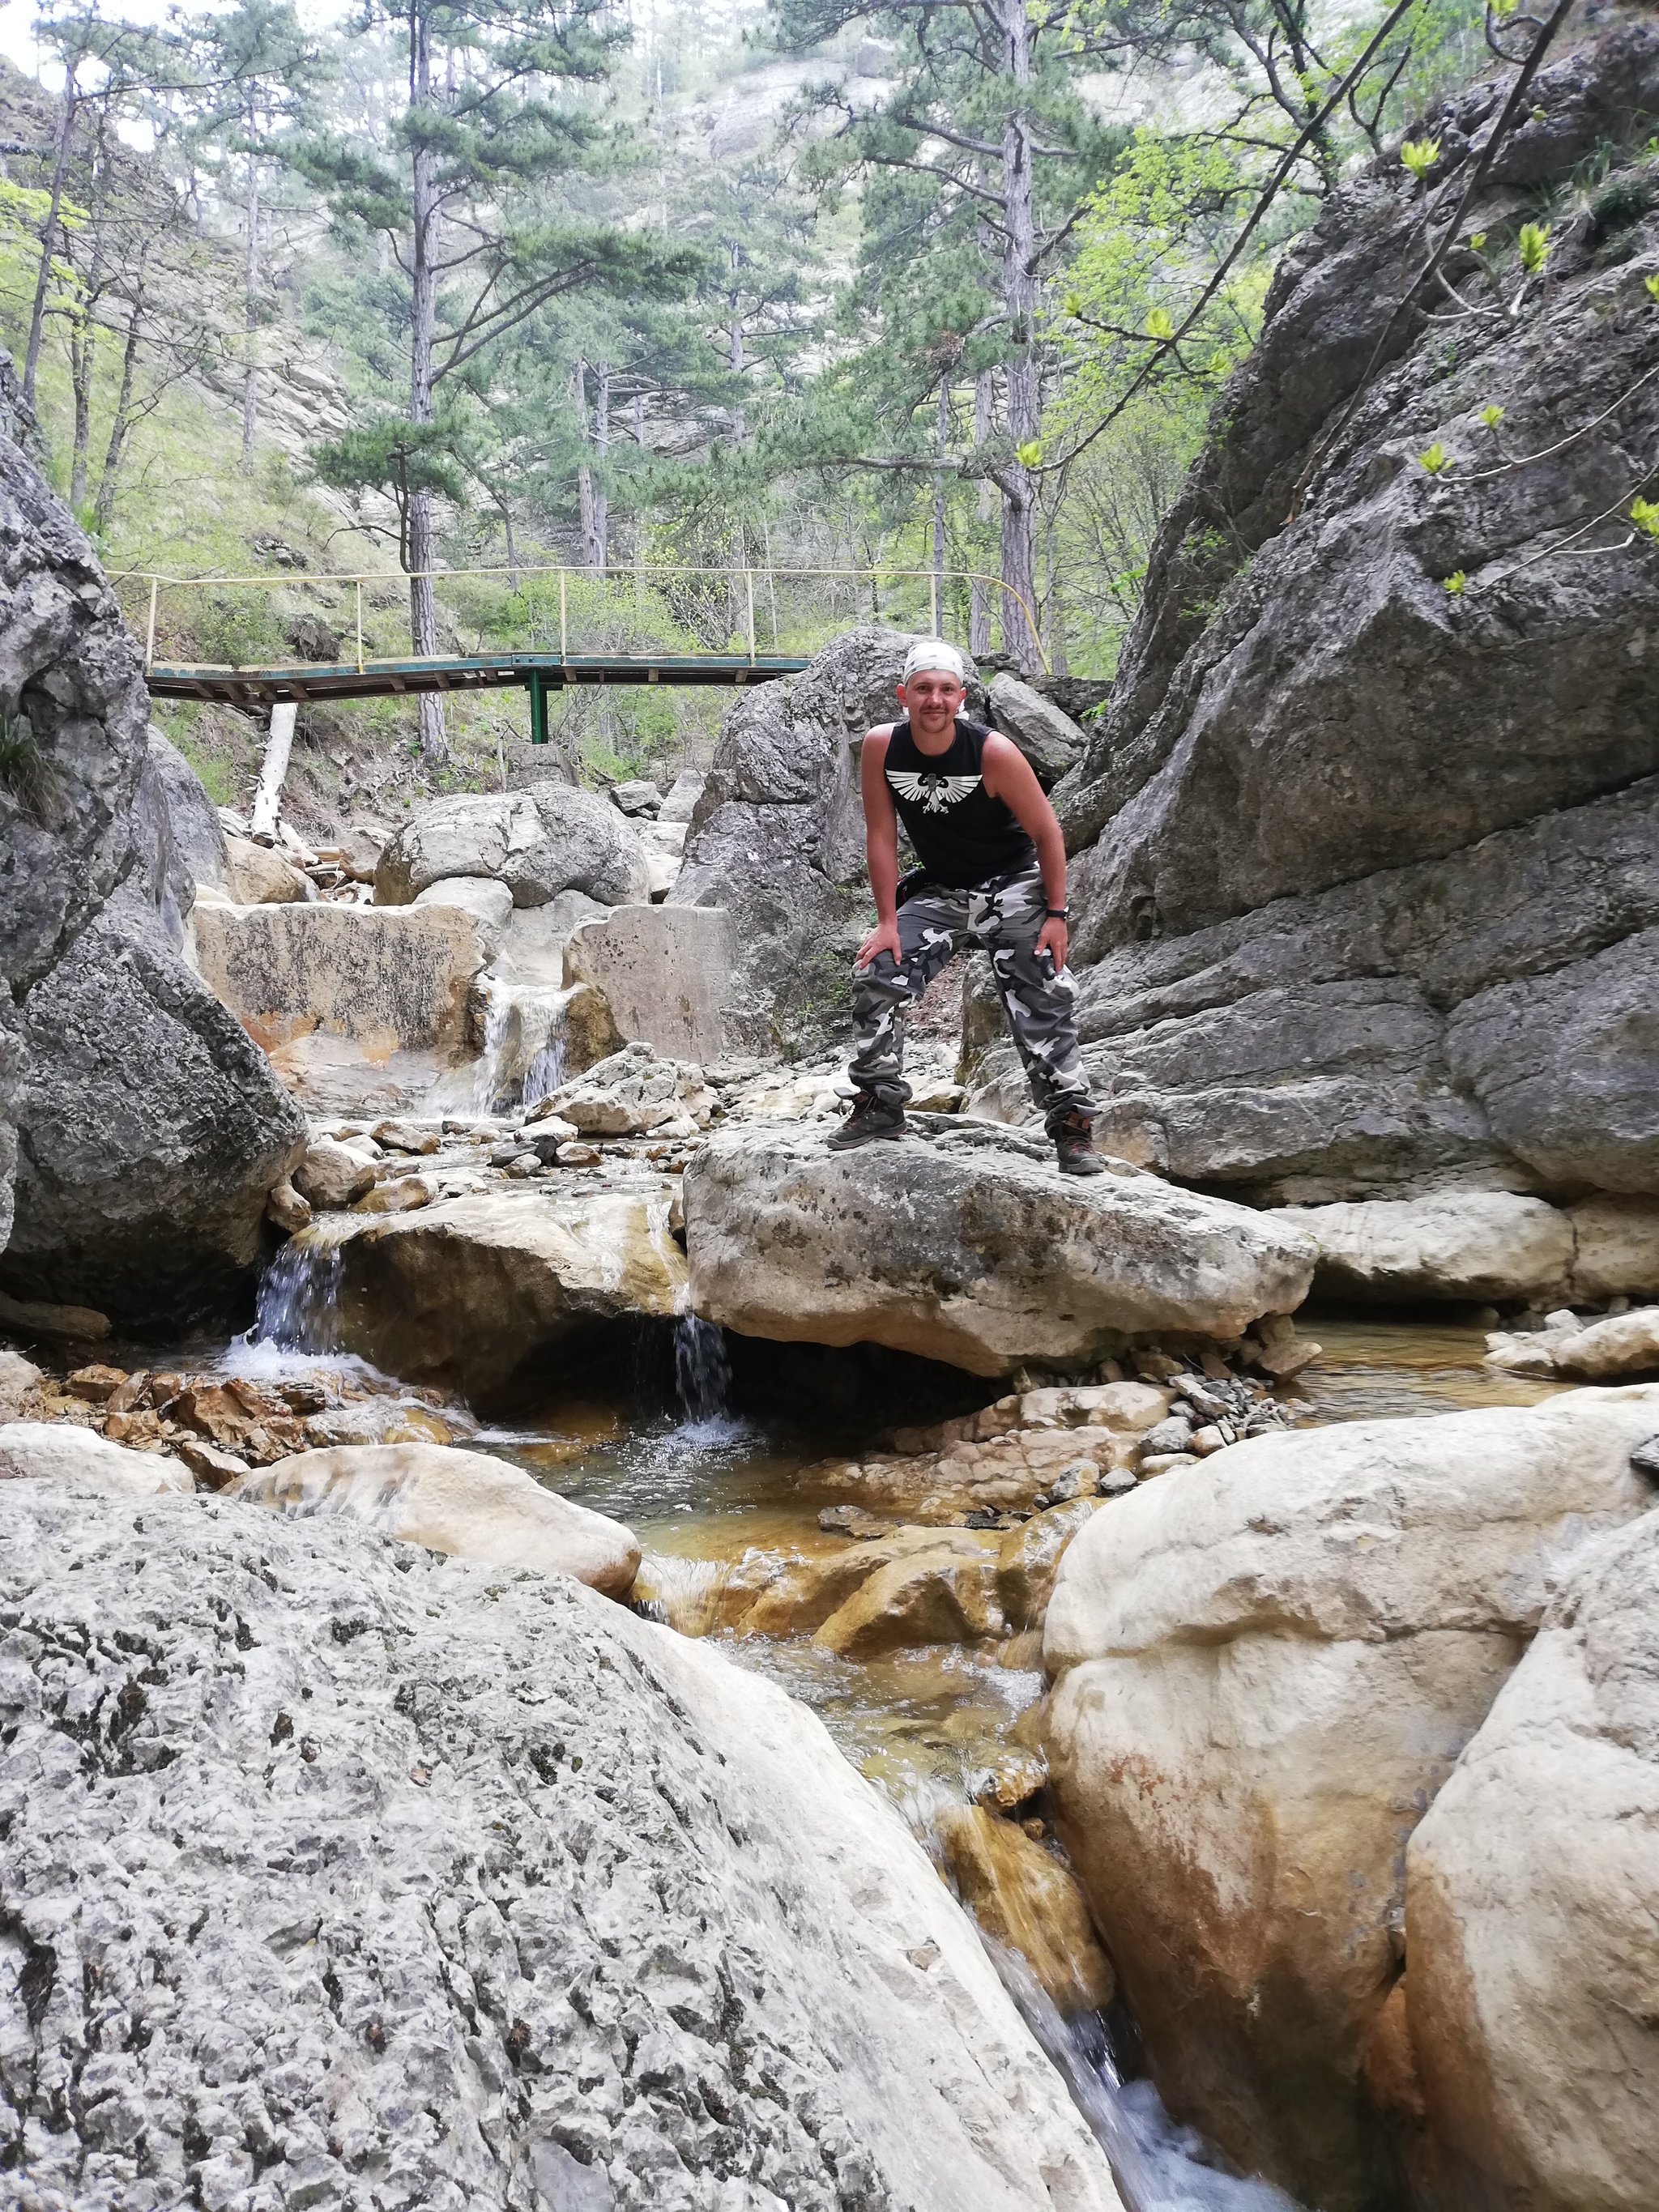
[996,0,1039,667]
[593,360,610,571]
[69,306,94,512]
[573,359,599,569]
[970,369,995,656]
[933,377,948,637]
[407,4,447,765]
[92,276,146,535]
[241,114,260,475]
[729,254,747,441]
[25,70,78,408]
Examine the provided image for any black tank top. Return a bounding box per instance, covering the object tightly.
[882,718,1037,890]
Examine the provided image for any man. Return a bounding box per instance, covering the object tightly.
[830,638,1103,1176]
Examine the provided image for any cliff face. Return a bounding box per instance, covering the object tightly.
[1034,22,1659,1206]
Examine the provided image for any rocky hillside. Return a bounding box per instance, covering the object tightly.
[971,21,1659,1219]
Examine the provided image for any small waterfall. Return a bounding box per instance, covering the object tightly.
[675,1315,731,1424]
[472,979,571,1114]
[631,1550,730,1636]
[989,1944,1304,2212]
[248,1231,344,1353]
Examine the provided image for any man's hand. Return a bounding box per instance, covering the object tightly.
[856,918,903,971]
[1036,915,1068,972]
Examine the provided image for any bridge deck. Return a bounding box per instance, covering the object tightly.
[144,650,812,711]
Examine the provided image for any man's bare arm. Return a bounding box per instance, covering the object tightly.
[856,729,903,968]
[982,735,1071,968]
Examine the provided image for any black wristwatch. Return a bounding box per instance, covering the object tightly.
[1045,906,1069,919]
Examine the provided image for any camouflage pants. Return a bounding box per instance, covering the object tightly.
[847,867,1095,1127]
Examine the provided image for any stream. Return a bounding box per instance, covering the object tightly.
[155,1298,1566,2212]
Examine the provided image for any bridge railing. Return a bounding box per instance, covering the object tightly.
[109,560,1048,680]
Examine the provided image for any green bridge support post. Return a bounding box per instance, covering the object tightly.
[529,669,549,747]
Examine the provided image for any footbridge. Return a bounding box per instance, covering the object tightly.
[118,560,1046,741]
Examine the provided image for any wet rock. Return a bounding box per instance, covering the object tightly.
[235,1442,642,1596]
[999,1500,1102,1633]
[1043,1384,1659,2212]
[813,1537,1004,1656]
[684,1122,1316,1377]
[0,1482,1125,2212]
[292,1135,377,1209]
[1407,1509,1659,2211]
[174,1435,250,1489]
[733,1528,999,1641]
[936,1804,1115,2016]
[356,1172,437,1214]
[307,1187,685,1396]
[0,1287,109,1340]
[0,1421,192,1494]
[0,911,306,1325]
[265,1174,310,1233]
[374,783,651,909]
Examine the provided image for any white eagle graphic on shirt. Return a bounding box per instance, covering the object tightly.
[886,769,982,814]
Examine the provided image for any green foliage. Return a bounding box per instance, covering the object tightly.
[1443,569,1465,594]
[1517,222,1551,275]
[1418,441,1450,475]
[1401,138,1441,180]
[0,713,53,820]
[1645,274,1659,304]
[1631,497,1659,539]
[1478,404,1505,428]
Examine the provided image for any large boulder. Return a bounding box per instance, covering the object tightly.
[0,1480,1125,2212]
[669,626,985,1051]
[1406,1511,1659,2211]
[374,782,650,909]
[191,899,493,1115]
[563,903,744,1063]
[1269,1191,1576,1306]
[288,1185,687,1397]
[682,1119,1316,1375]
[987,672,1085,788]
[0,910,305,1324]
[0,1420,193,1495]
[1041,28,1659,1206]
[233,1441,642,1596]
[1043,1385,1659,2212]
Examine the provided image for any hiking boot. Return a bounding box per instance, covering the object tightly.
[1052,1109,1106,1178]
[827,1094,908,1150]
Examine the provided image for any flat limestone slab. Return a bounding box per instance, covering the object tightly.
[683,1121,1316,1375]
[564,902,739,1063]
[192,899,491,1112]
[303,1186,687,1396]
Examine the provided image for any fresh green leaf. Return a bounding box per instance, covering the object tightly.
[1400,138,1440,181]
[1443,570,1465,595]
[1418,441,1449,475]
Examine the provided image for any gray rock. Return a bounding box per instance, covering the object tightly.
[988,673,1085,789]
[1055,25,1659,1204]
[0,1481,1124,2212]
[683,1119,1316,1376]
[113,727,231,955]
[144,726,229,890]
[0,910,306,1323]
[0,418,149,995]
[1139,1417,1196,1457]
[376,784,651,910]
[608,777,662,816]
[657,768,707,823]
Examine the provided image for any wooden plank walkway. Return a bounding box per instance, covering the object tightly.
[144,651,812,730]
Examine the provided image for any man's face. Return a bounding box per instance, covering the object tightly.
[897,671,966,728]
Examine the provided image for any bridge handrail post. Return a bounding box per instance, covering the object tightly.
[355,581,365,675]
[559,570,568,663]
[744,569,756,664]
[930,568,940,638]
[144,578,158,671]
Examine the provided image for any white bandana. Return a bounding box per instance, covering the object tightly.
[901,639,968,684]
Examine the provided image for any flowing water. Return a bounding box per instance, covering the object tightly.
[139,1288,1553,2210]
